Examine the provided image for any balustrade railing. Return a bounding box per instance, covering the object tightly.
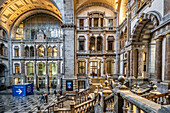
[144,92,170,105]
[104,93,114,113]
[120,91,162,113]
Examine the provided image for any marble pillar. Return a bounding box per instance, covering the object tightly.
[127,51,130,77]
[165,35,170,83]
[155,38,162,82]
[133,49,137,78]
[130,50,133,78]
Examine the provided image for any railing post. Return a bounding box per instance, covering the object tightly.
[123,99,128,113]
[128,102,134,113]
[70,97,75,113]
[136,107,141,113]
[113,75,128,113]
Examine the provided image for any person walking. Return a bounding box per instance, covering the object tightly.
[40,94,44,104]
[54,90,56,97]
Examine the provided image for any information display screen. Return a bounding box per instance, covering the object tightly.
[66,80,73,91]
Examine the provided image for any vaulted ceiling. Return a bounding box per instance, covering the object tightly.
[0,0,62,34]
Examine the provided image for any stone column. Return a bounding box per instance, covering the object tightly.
[155,38,162,82]
[165,34,170,83]
[92,18,94,27]
[99,18,101,27]
[103,57,106,75]
[130,50,133,78]
[103,34,106,52]
[133,49,137,78]
[127,51,130,77]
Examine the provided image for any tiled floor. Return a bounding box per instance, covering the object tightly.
[0,89,58,113]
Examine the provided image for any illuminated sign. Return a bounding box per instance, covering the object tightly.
[66,80,73,91]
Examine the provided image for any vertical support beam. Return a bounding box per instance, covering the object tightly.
[130,50,133,78]
[127,1,131,42]
[165,34,170,83]
[133,49,137,78]
[155,38,162,82]
[127,51,130,78]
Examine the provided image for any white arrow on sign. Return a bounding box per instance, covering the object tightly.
[16,89,22,94]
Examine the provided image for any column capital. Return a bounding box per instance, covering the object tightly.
[166,34,170,38]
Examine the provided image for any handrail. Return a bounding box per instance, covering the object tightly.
[120,91,161,112]
[145,92,170,100]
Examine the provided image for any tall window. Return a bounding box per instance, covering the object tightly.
[89,18,92,28]
[38,63,45,76]
[0,44,4,55]
[53,46,57,57]
[100,18,103,27]
[25,46,29,57]
[15,63,20,74]
[30,46,34,57]
[48,47,52,57]
[97,37,102,51]
[38,46,44,57]
[108,19,113,27]
[27,63,34,76]
[94,18,98,27]
[79,40,84,50]
[78,61,85,74]
[108,37,114,51]
[79,19,84,29]
[89,37,95,51]
[14,47,19,57]
[78,81,85,89]
[108,41,113,50]
[49,63,57,76]
[107,60,114,74]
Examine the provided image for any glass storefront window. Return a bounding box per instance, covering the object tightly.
[27,63,34,76]
[38,63,45,76]
[49,63,57,76]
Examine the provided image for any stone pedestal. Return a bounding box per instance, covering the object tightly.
[155,38,162,82]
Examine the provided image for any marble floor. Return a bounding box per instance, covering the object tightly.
[0,89,58,113]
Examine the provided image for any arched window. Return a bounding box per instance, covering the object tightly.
[49,63,57,76]
[27,63,34,76]
[30,46,34,57]
[25,46,29,57]
[48,47,52,57]
[0,43,4,55]
[38,46,45,57]
[89,37,95,51]
[97,36,102,51]
[15,63,20,74]
[53,46,57,57]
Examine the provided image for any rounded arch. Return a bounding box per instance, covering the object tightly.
[48,46,53,57]
[10,9,63,38]
[76,2,117,15]
[38,45,45,57]
[131,12,161,41]
[0,0,62,34]
[89,36,95,51]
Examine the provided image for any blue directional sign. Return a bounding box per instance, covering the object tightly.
[12,83,33,97]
